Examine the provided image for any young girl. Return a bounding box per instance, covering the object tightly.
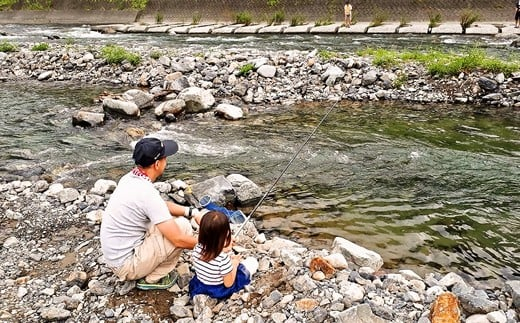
[189,211,258,300]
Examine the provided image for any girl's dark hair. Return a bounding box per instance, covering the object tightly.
[198,211,232,262]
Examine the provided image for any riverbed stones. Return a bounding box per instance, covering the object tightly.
[177,86,215,113]
[332,237,384,271]
[102,98,140,117]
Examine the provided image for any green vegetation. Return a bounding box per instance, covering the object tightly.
[0,41,17,52]
[399,17,409,28]
[358,47,520,77]
[64,37,75,45]
[290,14,306,26]
[155,12,163,23]
[238,63,255,76]
[269,10,285,25]
[393,73,408,88]
[428,12,442,32]
[317,49,340,60]
[149,50,162,59]
[234,11,253,25]
[23,0,52,10]
[315,16,333,26]
[31,42,50,51]
[460,9,480,34]
[192,11,201,25]
[101,44,141,66]
[0,0,17,10]
[88,0,148,10]
[369,11,388,27]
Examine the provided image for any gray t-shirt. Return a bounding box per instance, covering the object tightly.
[100,171,171,268]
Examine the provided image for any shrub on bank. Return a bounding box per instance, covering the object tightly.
[0,41,17,52]
[234,11,253,25]
[31,42,50,51]
[101,44,141,66]
[0,0,17,10]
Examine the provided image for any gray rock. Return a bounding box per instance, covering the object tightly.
[102,98,140,117]
[505,281,520,309]
[336,303,386,323]
[478,76,498,91]
[72,111,105,127]
[332,237,384,271]
[177,87,215,113]
[40,307,71,321]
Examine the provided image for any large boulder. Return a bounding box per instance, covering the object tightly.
[102,98,140,117]
[332,237,384,271]
[177,87,215,113]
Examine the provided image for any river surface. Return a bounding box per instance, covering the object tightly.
[1,25,519,288]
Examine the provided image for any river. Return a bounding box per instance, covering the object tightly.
[1,24,519,288]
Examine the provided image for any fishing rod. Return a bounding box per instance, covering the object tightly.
[234,99,339,238]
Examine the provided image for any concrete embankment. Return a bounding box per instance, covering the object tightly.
[0,0,517,25]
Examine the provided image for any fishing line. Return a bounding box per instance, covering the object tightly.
[234,99,339,238]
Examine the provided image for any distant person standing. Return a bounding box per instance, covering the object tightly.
[516,0,520,28]
[344,0,353,27]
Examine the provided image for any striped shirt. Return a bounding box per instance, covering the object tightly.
[191,243,233,285]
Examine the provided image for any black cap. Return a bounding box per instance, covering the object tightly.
[132,137,178,167]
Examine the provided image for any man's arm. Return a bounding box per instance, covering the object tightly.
[156,218,197,249]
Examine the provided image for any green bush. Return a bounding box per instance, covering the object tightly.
[155,12,164,23]
[234,11,253,25]
[23,0,52,10]
[460,9,480,34]
[192,11,201,25]
[0,0,17,10]
[31,42,50,51]
[269,10,285,25]
[290,15,306,26]
[428,12,442,29]
[0,41,17,52]
[238,63,255,76]
[101,44,141,66]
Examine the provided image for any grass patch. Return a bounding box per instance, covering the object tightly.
[101,44,141,66]
[0,41,17,52]
[317,49,340,60]
[238,63,255,76]
[234,11,253,25]
[358,47,520,77]
[315,16,333,26]
[31,42,50,51]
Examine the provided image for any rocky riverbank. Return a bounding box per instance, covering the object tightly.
[1,41,520,114]
[1,41,520,322]
[1,176,519,323]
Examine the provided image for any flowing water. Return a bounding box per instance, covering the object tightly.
[1,25,519,288]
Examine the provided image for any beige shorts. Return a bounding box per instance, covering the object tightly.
[112,216,193,283]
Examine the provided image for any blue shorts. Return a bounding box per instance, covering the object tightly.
[189,263,251,300]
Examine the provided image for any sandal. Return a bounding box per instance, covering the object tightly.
[136,272,178,290]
